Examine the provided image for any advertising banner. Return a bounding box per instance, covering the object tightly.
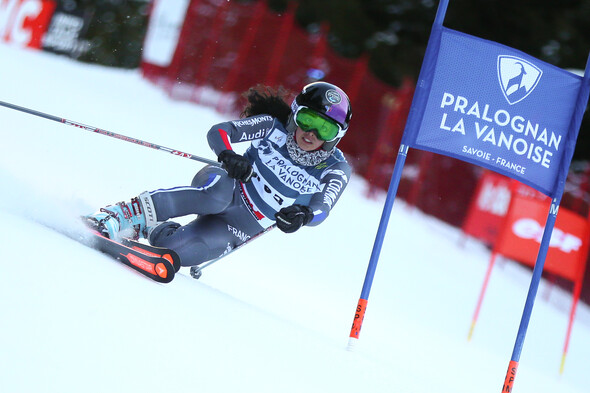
[496,196,588,281]
[41,2,91,58]
[462,171,511,245]
[0,0,55,48]
[142,0,191,67]
[408,27,584,196]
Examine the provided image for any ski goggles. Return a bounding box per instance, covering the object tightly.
[294,106,343,142]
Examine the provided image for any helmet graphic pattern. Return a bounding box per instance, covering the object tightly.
[294,82,352,130]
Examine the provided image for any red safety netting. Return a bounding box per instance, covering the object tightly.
[141,0,588,226]
[141,0,590,303]
[142,0,407,178]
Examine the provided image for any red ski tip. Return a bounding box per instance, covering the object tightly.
[155,263,168,279]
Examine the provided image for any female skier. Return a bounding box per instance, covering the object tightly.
[86,81,353,267]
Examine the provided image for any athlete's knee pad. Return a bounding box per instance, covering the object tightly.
[191,165,235,211]
[191,165,234,192]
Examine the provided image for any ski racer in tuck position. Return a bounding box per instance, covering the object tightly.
[86,81,353,267]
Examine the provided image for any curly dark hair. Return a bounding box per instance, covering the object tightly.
[240,84,293,125]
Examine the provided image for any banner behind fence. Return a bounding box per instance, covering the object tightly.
[140,0,410,178]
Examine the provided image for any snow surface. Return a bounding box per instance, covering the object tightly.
[1,43,589,393]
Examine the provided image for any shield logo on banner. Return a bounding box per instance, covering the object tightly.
[497,55,542,105]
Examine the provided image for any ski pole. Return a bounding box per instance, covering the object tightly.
[190,224,276,279]
[0,99,220,166]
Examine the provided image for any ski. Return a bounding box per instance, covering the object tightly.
[87,230,176,283]
[120,238,181,272]
[32,218,176,283]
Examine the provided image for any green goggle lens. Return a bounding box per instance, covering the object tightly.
[295,108,341,141]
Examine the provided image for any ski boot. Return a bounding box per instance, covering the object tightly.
[85,193,156,241]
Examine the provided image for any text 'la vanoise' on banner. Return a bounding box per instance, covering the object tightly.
[408,28,583,197]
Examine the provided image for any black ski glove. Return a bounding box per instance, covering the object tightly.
[275,204,314,233]
[218,150,254,183]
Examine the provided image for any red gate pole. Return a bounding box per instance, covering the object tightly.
[468,252,499,341]
[467,180,518,341]
[560,214,590,373]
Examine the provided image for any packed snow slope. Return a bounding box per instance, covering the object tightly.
[0,44,589,393]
